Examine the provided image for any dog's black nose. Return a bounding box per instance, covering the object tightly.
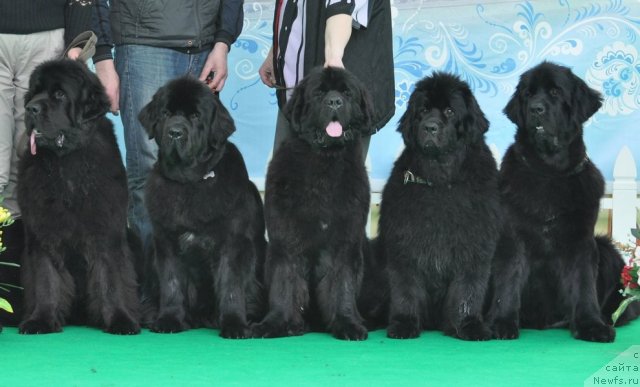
[326,96,343,110]
[530,102,545,115]
[168,127,183,140]
[424,122,439,134]
[26,102,41,116]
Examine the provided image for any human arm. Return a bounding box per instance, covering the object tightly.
[324,0,370,68]
[199,0,245,92]
[259,46,276,87]
[90,0,119,114]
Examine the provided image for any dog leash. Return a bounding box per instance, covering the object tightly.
[61,30,97,62]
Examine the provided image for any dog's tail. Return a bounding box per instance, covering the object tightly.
[596,235,640,326]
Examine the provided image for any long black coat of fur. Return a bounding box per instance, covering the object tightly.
[253,67,373,340]
[499,61,638,342]
[139,77,265,338]
[378,73,503,340]
[17,59,140,334]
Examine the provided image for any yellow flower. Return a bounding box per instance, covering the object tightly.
[0,206,12,224]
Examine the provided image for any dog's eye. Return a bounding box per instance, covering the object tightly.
[421,107,430,114]
[161,109,170,118]
[549,88,560,97]
[53,90,66,100]
[444,107,455,117]
[190,113,199,120]
[343,89,352,98]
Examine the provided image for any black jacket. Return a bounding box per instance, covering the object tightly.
[92,0,244,62]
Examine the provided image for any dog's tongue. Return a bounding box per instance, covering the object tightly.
[326,121,343,138]
[30,132,37,155]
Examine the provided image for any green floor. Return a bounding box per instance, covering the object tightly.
[1,323,639,386]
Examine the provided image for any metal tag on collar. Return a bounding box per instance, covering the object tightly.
[203,170,216,180]
[403,170,415,185]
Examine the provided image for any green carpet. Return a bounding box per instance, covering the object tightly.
[1,323,639,386]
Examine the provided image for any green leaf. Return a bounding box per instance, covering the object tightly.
[0,297,13,313]
[612,295,640,324]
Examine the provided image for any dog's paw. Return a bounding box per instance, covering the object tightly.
[454,317,491,341]
[19,318,62,335]
[387,321,420,339]
[220,323,251,339]
[106,310,140,335]
[491,318,520,340]
[332,321,368,341]
[251,318,304,338]
[575,323,615,343]
[150,315,187,334]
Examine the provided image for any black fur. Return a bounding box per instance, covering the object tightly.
[17,59,140,335]
[252,67,372,340]
[139,76,265,338]
[499,61,637,342]
[379,72,500,341]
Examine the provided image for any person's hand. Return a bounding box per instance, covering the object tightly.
[94,59,120,114]
[66,47,82,60]
[199,42,229,92]
[259,47,276,87]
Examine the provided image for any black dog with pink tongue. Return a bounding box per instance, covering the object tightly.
[253,67,374,340]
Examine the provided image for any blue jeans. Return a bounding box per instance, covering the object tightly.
[115,45,209,251]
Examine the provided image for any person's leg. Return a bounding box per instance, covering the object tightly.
[114,45,209,251]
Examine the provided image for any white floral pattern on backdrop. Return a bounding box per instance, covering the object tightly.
[194,0,640,187]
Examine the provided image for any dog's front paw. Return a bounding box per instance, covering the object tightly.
[252,316,304,338]
[19,318,62,335]
[575,323,615,343]
[453,316,491,341]
[387,320,420,339]
[491,318,520,340]
[106,310,140,335]
[150,314,187,334]
[332,320,368,341]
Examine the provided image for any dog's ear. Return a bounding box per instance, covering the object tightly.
[571,71,603,125]
[81,72,111,121]
[354,80,374,135]
[397,89,423,146]
[462,90,489,142]
[503,82,524,127]
[282,77,308,133]
[208,98,236,149]
[138,91,164,140]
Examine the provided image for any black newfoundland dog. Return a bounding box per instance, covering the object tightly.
[500,61,638,342]
[252,67,373,340]
[17,59,140,334]
[378,72,505,340]
[138,77,265,338]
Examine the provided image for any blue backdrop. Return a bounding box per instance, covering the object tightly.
[111,0,640,191]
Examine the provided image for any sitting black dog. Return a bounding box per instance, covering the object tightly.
[499,61,638,342]
[139,76,265,338]
[253,67,373,340]
[18,59,140,334]
[379,72,501,341]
